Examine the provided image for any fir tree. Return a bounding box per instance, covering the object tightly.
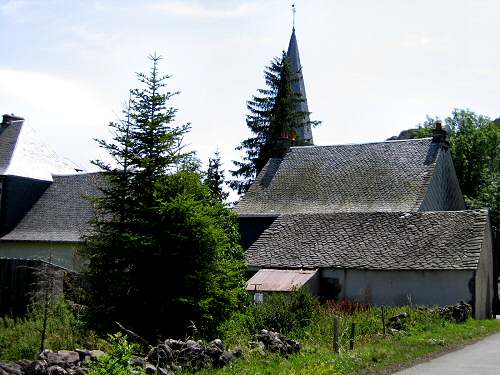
[204,150,229,202]
[83,54,245,338]
[230,51,320,194]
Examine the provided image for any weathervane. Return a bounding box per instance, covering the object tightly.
[292,3,296,30]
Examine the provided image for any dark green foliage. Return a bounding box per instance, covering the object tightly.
[92,53,191,221]
[138,171,246,337]
[83,55,246,339]
[230,52,320,194]
[391,109,499,205]
[220,289,319,339]
[204,150,229,202]
[396,111,498,198]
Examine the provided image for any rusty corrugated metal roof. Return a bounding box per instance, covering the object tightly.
[246,268,318,292]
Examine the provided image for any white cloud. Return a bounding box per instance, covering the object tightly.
[0,69,109,120]
[152,1,261,19]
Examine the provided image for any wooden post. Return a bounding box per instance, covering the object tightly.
[333,316,339,353]
[381,305,386,336]
[349,322,355,350]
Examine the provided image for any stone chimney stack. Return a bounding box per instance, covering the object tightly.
[1,114,24,130]
[432,120,448,145]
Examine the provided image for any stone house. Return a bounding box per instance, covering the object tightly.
[0,114,100,313]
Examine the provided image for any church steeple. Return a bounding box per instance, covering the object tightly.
[287,27,314,145]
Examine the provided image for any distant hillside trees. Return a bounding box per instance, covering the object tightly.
[230,52,320,194]
[83,54,246,339]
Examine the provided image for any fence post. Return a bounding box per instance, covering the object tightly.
[333,316,339,353]
[381,305,386,336]
[349,322,355,350]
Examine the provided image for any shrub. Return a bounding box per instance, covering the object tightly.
[88,333,143,375]
[220,289,319,344]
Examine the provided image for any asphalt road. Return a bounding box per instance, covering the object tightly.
[393,332,500,374]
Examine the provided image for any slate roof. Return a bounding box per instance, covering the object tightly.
[246,210,489,270]
[0,119,79,181]
[235,138,441,215]
[0,173,104,242]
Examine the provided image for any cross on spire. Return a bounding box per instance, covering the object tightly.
[292,3,296,30]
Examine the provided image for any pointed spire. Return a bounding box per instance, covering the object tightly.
[287,27,313,145]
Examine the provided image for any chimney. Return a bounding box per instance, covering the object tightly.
[1,114,24,129]
[1,114,24,136]
[432,120,448,145]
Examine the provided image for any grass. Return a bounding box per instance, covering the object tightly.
[2,294,499,374]
[0,300,107,360]
[197,299,500,375]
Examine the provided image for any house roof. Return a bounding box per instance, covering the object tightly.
[246,268,318,292]
[235,138,441,215]
[246,210,489,270]
[0,119,79,181]
[0,173,103,242]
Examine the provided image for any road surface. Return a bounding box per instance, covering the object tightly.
[394,332,500,374]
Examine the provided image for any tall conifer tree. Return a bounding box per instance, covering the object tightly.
[230,52,319,194]
[83,54,245,338]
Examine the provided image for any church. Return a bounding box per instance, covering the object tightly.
[237,28,495,319]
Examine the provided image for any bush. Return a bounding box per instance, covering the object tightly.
[220,289,319,344]
[0,299,105,360]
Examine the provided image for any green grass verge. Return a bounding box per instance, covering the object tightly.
[198,305,500,375]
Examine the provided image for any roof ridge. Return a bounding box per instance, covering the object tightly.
[289,137,433,149]
[52,171,102,177]
[279,210,489,217]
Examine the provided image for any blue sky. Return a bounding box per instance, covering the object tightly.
[1,0,499,179]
